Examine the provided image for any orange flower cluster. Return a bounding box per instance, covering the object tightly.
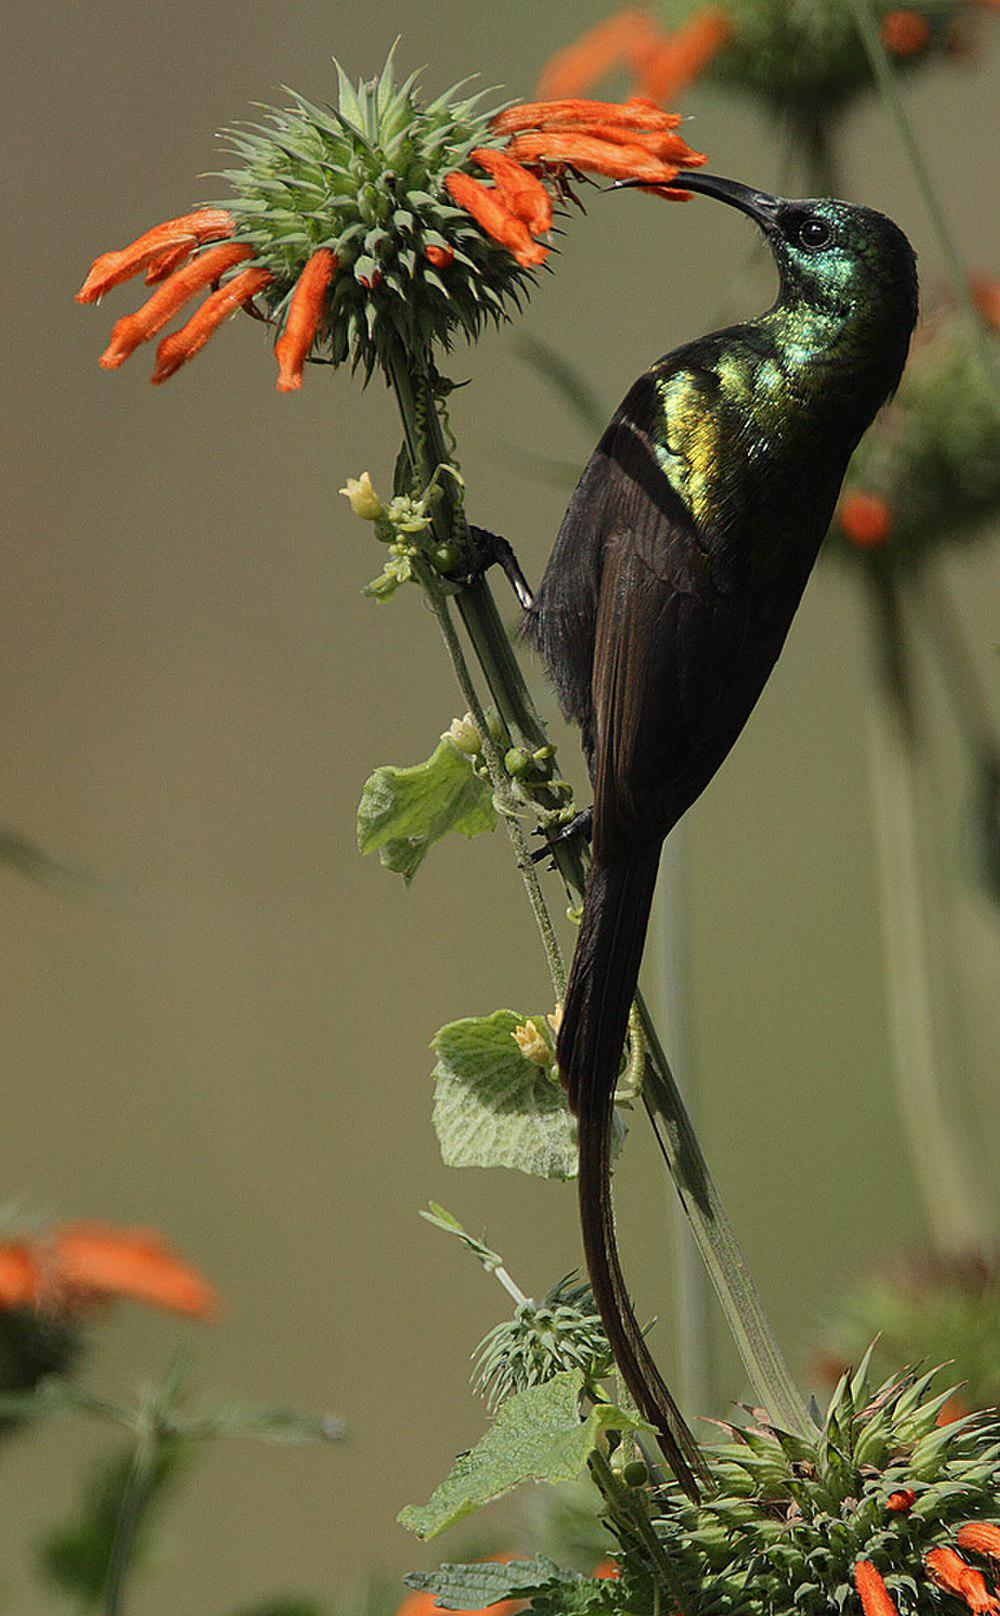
[76,95,702,387]
[0,1220,217,1320]
[537,5,731,104]
[445,97,705,269]
[855,1527,1000,1615]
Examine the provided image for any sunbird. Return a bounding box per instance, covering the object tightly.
[481,174,918,1496]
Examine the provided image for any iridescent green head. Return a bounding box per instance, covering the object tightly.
[678,173,919,398]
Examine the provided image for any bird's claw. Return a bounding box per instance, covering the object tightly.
[530,806,593,864]
[446,525,535,612]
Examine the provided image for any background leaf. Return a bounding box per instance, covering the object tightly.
[397,1369,646,1539]
[358,738,496,882]
[37,1438,189,1608]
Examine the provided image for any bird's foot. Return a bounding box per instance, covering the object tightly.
[531,806,593,864]
[445,525,535,612]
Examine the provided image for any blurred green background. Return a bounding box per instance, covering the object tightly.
[2,1,997,1610]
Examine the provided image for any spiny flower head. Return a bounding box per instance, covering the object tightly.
[472,1273,612,1411]
[834,288,1000,564]
[539,1,995,121]
[646,1355,1000,1615]
[77,49,705,389]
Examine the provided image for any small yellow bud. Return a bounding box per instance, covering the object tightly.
[512,1019,551,1068]
[546,1002,563,1036]
[443,714,482,756]
[339,471,384,521]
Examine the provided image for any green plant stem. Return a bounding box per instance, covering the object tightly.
[421,564,566,998]
[847,0,998,397]
[588,1447,681,1605]
[104,1425,158,1616]
[860,559,987,1255]
[382,344,811,1438]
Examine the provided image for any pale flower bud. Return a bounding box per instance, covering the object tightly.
[546,1002,563,1036]
[444,713,481,756]
[339,471,384,521]
[512,1019,551,1068]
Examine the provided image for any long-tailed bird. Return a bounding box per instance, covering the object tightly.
[518,174,918,1497]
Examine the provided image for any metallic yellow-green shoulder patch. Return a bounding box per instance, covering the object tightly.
[653,369,722,528]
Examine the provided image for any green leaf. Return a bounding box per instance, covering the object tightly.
[432,1010,576,1179]
[358,738,496,883]
[398,1369,646,1539]
[403,1556,578,1610]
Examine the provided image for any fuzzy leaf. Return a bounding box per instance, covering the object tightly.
[403,1556,577,1609]
[432,1010,577,1180]
[358,738,495,882]
[398,1370,645,1539]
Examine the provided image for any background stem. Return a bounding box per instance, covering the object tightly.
[860,559,987,1254]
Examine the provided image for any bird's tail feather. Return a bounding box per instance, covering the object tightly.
[559,850,704,1501]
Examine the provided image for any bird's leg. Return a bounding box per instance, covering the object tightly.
[446,525,535,612]
[531,806,593,864]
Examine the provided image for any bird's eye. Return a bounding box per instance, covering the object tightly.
[798,217,832,250]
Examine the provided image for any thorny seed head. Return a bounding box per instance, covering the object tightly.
[472,1273,612,1410]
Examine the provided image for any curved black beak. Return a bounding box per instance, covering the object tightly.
[616,172,780,230]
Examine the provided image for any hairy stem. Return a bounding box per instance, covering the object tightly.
[382,343,811,1436]
[860,559,987,1254]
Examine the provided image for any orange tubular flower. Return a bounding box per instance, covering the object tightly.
[637,8,734,103]
[445,172,548,268]
[506,130,701,185]
[881,8,932,54]
[152,265,272,384]
[959,1526,1000,1562]
[536,7,663,99]
[99,242,254,369]
[854,1561,901,1616]
[274,248,338,392]
[926,1548,1000,1613]
[838,491,894,547]
[76,208,235,303]
[144,241,195,285]
[470,148,553,234]
[886,1489,917,1512]
[51,1222,219,1319]
[492,95,683,135]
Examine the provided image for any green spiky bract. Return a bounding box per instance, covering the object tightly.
[205,48,539,379]
[645,1356,1000,1615]
[655,0,975,121]
[835,300,1000,564]
[472,1274,613,1411]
